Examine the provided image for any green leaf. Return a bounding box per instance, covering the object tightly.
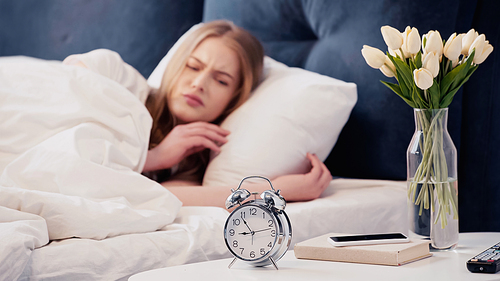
[387,54,413,100]
[440,65,478,107]
[415,86,428,106]
[439,50,476,107]
[381,81,416,107]
[415,52,422,69]
[409,58,418,72]
[440,87,460,108]
[427,80,441,109]
[450,50,474,90]
[412,88,426,108]
[440,56,472,97]
[390,56,415,96]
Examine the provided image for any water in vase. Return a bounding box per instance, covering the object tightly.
[407,178,458,250]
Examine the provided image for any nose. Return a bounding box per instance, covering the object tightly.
[191,71,209,92]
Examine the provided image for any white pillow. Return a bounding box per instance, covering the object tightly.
[202,57,357,186]
[147,24,358,187]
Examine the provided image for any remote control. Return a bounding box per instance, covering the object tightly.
[467,242,500,273]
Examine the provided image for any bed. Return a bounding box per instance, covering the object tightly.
[0,47,407,281]
[1,0,498,280]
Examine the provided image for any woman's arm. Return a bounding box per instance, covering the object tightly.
[143,121,230,172]
[161,153,332,209]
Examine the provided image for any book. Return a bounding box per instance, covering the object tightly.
[294,233,432,266]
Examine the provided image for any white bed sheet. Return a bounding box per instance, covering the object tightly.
[17,178,407,281]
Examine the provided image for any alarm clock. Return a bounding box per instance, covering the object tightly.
[224,176,292,270]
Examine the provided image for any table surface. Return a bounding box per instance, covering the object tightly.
[129,232,500,281]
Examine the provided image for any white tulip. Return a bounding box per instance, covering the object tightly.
[461,29,478,55]
[422,52,440,77]
[400,27,411,58]
[388,47,404,58]
[443,33,463,61]
[474,42,493,65]
[469,34,485,62]
[402,26,421,57]
[423,30,443,58]
[381,26,403,50]
[414,68,434,90]
[361,45,386,69]
[380,65,395,78]
[469,34,493,64]
[380,57,396,78]
[407,27,421,55]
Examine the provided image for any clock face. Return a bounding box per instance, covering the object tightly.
[224,204,279,261]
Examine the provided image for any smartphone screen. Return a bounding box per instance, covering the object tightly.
[331,233,407,242]
[328,233,409,247]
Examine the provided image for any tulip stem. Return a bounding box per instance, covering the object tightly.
[408,109,458,229]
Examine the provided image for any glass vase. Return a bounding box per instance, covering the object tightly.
[407,108,459,250]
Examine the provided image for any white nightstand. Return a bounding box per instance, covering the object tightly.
[129,232,500,281]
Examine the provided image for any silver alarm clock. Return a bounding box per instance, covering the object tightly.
[223,176,292,270]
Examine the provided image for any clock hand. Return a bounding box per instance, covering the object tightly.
[241,217,253,232]
[253,227,272,233]
[238,231,251,235]
[240,217,256,245]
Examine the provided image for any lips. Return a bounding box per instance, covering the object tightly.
[183,94,204,107]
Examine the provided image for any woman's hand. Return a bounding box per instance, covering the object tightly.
[272,153,332,202]
[143,122,229,172]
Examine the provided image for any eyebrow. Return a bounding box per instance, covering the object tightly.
[189,56,235,81]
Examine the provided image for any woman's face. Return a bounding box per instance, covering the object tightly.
[168,37,241,123]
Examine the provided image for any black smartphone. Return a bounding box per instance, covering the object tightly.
[328,233,409,247]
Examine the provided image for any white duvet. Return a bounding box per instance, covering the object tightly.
[0,58,181,280]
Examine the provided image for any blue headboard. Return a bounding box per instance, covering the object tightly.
[0,0,203,78]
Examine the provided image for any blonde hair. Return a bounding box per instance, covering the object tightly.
[145,20,264,182]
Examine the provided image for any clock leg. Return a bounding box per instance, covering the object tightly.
[269,257,279,270]
[228,257,237,269]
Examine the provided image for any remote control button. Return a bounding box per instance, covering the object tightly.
[470,259,478,262]
[484,254,496,260]
[487,260,494,262]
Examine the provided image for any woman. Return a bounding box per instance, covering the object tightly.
[66,20,332,208]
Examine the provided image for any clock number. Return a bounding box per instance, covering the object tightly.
[250,251,255,258]
[268,242,272,247]
[233,219,240,226]
[268,220,274,227]
[240,248,245,255]
[260,248,266,255]
[233,240,238,247]
[249,208,257,215]
[271,230,276,237]
[262,212,265,219]
[229,229,235,236]
[240,211,245,219]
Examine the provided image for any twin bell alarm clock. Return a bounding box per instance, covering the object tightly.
[224,175,292,270]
